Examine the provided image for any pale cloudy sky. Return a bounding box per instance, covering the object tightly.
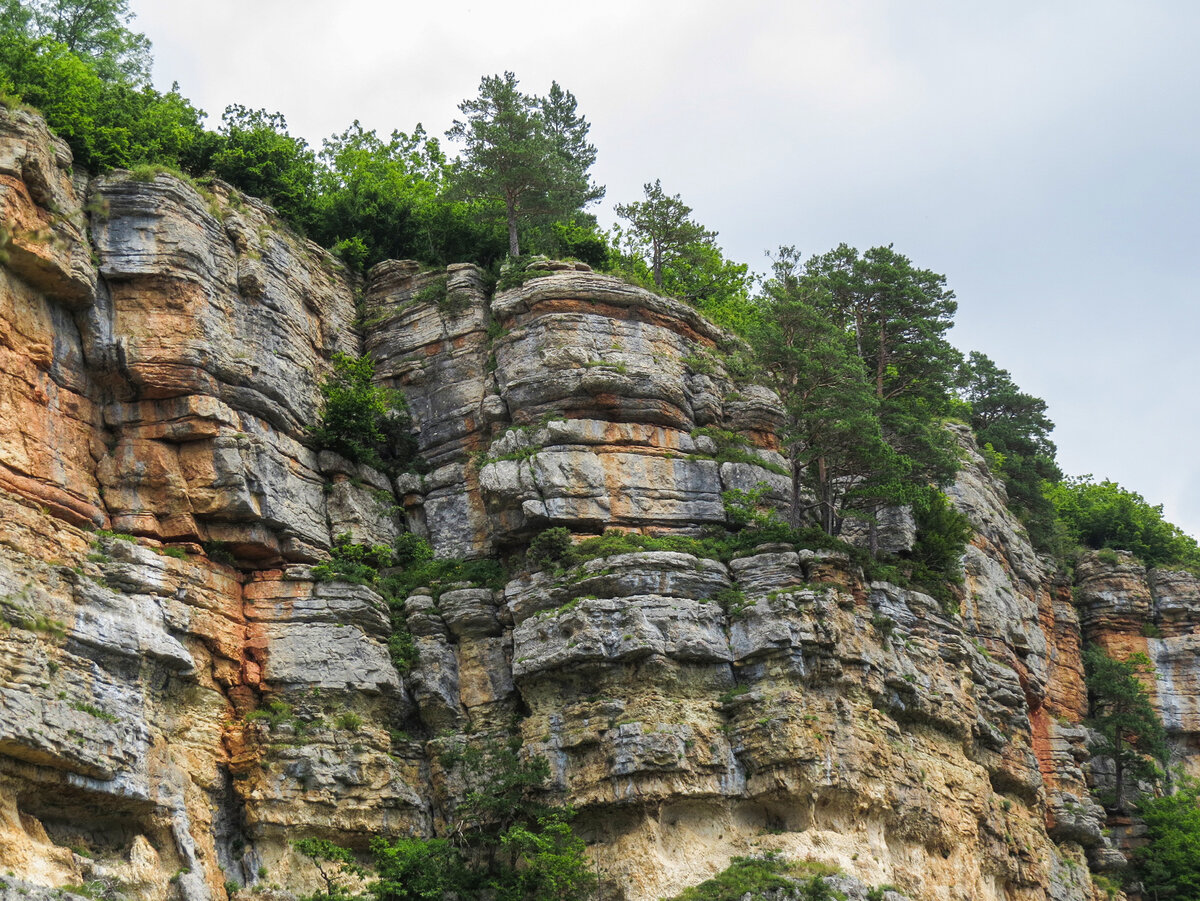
[130,0,1200,538]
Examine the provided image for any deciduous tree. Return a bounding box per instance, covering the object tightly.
[16,0,151,81]
[1135,775,1200,900]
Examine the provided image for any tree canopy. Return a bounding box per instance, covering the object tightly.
[958,351,1062,551]
[755,246,897,535]
[1047,476,1200,569]
[614,179,717,290]
[446,72,603,257]
[1084,645,1167,811]
[1135,776,1200,900]
[7,0,150,81]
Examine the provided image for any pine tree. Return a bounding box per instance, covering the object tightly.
[447,72,603,257]
[613,179,716,289]
[757,247,902,535]
[1084,645,1167,811]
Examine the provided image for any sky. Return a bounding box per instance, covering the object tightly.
[129,0,1200,538]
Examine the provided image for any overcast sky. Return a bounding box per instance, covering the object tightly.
[129,0,1200,539]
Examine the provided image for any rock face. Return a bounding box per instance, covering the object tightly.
[0,107,1196,901]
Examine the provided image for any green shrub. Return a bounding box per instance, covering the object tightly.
[393,533,434,568]
[69,701,117,722]
[94,529,137,542]
[666,854,799,901]
[872,613,896,643]
[387,628,418,674]
[334,712,362,732]
[312,533,395,585]
[1045,476,1200,569]
[714,588,750,619]
[297,740,594,901]
[495,257,555,292]
[310,352,417,473]
[411,274,449,307]
[202,540,237,566]
[1134,775,1200,899]
[527,527,575,569]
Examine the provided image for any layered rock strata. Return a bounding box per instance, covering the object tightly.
[1,106,1196,901]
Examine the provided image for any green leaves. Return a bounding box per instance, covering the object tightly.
[447,72,603,257]
[1084,646,1167,810]
[210,105,318,226]
[310,352,416,474]
[1046,476,1200,569]
[1135,776,1200,900]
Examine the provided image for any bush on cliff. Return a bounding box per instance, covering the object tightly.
[295,739,595,901]
[665,854,842,901]
[1134,775,1200,900]
[311,353,417,474]
[1046,476,1200,570]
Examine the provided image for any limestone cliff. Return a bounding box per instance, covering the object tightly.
[0,106,1193,901]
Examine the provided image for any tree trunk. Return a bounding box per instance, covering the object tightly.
[817,456,832,534]
[789,456,803,530]
[506,195,520,257]
[876,322,887,398]
[1113,731,1125,811]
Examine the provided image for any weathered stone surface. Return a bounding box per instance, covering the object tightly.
[0,108,95,306]
[365,262,494,465]
[0,111,104,528]
[87,172,358,558]
[0,111,1159,901]
[245,574,400,694]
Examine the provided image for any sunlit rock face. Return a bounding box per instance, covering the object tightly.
[2,106,1198,901]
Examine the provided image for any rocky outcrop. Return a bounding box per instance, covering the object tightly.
[1076,551,1200,776]
[5,105,1200,901]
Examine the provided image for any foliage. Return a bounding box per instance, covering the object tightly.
[1134,775,1200,900]
[497,813,594,901]
[523,214,609,268]
[17,0,149,81]
[1084,645,1167,810]
[310,533,431,674]
[755,246,897,535]
[310,352,416,473]
[393,532,434,568]
[447,72,603,257]
[958,351,1062,552]
[377,554,508,605]
[371,835,467,901]
[304,739,594,901]
[799,242,961,490]
[245,698,293,729]
[0,25,213,172]
[209,105,318,225]
[1046,476,1200,569]
[527,527,575,568]
[664,854,803,901]
[294,837,365,900]
[308,121,504,270]
[312,533,396,585]
[908,489,972,592]
[613,179,716,290]
[609,181,755,334]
